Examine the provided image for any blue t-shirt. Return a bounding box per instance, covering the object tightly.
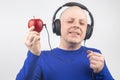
[16,46,114,80]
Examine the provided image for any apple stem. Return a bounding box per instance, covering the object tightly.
[33,16,35,19]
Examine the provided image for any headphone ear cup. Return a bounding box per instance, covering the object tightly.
[84,24,93,40]
[52,19,61,35]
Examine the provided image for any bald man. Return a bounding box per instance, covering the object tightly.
[16,2,114,80]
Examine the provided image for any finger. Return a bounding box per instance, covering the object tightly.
[90,60,102,69]
[92,52,102,57]
[87,50,102,58]
[90,60,104,73]
[28,26,35,31]
[90,59,99,65]
[87,50,93,58]
[28,33,39,42]
[29,34,35,42]
[25,35,40,47]
[87,50,92,53]
[25,38,33,47]
[89,55,99,61]
[31,35,40,45]
[89,54,104,63]
[26,31,40,41]
[90,63,98,71]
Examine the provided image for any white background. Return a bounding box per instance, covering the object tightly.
[0,0,119,80]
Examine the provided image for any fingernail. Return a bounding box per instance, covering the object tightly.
[87,50,92,53]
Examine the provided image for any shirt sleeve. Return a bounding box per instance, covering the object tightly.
[16,51,41,80]
[93,61,114,80]
[89,48,114,80]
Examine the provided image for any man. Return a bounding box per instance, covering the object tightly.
[16,2,114,80]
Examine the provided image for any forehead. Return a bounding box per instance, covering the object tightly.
[60,6,87,20]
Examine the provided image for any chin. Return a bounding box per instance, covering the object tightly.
[68,40,82,45]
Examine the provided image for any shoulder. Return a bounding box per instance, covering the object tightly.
[40,49,56,58]
[40,48,59,55]
[40,50,52,56]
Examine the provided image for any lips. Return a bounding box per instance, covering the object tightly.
[68,27,81,36]
[69,31,80,35]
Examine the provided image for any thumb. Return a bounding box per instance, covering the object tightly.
[87,50,92,54]
[87,50,93,58]
[29,26,35,31]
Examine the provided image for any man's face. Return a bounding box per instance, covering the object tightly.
[60,6,87,44]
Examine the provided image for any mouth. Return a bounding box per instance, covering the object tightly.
[69,31,80,36]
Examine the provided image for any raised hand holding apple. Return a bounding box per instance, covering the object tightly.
[25,16,44,56]
[28,16,44,33]
[25,26,41,55]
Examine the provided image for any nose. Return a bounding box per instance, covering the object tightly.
[72,26,79,30]
[72,20,80,29]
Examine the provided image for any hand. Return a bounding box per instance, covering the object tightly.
[87,50,105,73]
[25,26,41,56]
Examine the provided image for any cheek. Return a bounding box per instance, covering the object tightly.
[81,25,87,37]
[61,26,67,36]
[83,24,87,32]
[60,22,68,34]
[84,27,87,34]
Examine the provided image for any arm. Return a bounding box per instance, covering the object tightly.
[24,26,41,56]
[16,26,42,80]
[94,62,114,80]
[87,50,114,80]
[16,51,40,80]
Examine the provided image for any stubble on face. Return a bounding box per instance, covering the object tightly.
[60,6,87,45]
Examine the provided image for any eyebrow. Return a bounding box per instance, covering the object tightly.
[67,17,87,22]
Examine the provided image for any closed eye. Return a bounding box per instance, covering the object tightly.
[80,22,85,25]
[67,20,74,23]
[79,20,86,26]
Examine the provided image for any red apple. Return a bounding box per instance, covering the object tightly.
[28,17,44,32]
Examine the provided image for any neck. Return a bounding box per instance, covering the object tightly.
[59,40,81,51]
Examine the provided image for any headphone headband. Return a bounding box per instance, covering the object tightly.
[63,2,88,10]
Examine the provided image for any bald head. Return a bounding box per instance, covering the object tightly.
[60,6,87,22]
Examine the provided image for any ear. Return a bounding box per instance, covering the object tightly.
[84,24,93,40]
[53,19,61,35]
